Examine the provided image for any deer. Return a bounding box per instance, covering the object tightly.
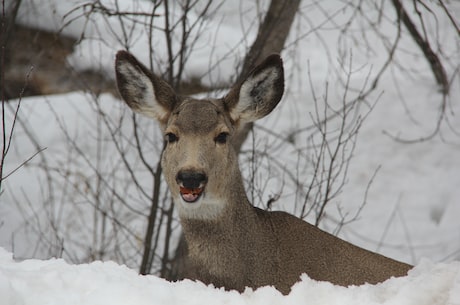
[114,50,412,295]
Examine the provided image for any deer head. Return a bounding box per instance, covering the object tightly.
[115,51,284,220]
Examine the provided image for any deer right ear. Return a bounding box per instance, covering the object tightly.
[115,51,176,125]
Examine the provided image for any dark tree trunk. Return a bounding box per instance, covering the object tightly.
[233,0,302,152]
[391,0,449,94]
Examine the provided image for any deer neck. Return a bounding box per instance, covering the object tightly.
[179,177,255,279]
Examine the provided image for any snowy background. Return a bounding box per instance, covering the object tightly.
[1,0,460,303]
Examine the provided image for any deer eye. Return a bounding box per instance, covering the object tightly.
[165,132,178,143]
[215,132,229,144]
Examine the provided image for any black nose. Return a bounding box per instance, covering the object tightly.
[176,170,208,189]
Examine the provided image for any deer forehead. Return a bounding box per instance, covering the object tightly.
[167,99,233,135]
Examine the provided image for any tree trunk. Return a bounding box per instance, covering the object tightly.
[391,0,449,94]
[233,0,301,152]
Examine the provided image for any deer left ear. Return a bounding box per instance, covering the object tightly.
[224,54,284,123]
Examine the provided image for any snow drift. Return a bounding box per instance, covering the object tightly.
[0,248,459,305]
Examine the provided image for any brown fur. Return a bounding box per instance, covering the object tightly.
[115,50,412,295]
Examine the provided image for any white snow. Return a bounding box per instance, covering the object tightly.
[1,247,459,305]
[1,0,460,304]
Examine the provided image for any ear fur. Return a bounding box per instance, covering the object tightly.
[115,51,177,124]
[225,54,284,123]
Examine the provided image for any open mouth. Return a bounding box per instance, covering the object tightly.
[179,186,204,203]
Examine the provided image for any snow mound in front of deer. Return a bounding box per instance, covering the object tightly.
[0,248,458,305]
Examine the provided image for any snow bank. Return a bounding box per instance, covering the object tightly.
[0,248,459,305]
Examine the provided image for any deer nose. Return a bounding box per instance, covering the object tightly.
[176,170,208,189]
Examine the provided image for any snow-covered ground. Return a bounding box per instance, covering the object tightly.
[1,248,460,305]
[1,0,460,303]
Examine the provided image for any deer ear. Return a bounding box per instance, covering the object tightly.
[225,54,284,123]
[115,51,177,125]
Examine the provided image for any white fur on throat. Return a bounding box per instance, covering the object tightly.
[175,194,227,220]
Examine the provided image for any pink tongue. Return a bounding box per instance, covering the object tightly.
[180,186,203,203]
[181,193,199,202]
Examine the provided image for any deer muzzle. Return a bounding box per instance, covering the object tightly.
[176,170,208,203]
